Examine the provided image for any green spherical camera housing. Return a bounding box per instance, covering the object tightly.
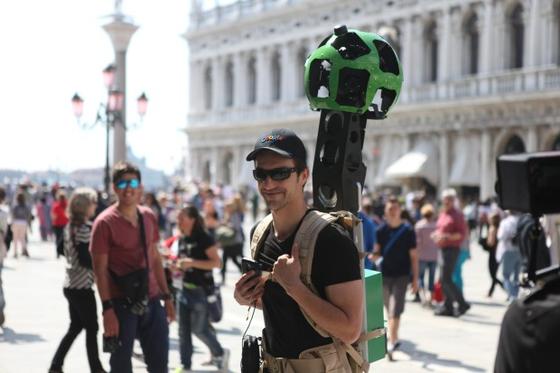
[304,25,403,118]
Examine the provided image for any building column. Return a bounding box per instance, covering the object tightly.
[210,147,219,186]
[211,57,225,111]
[281,42,296,103]
[103,15,138,165]
[480,130,492,200]
[527,126,539,152]
[542,1,557,65]
[411,17,423,86]
[257,47,272,105]
[448,9,463,79]
[401,17,413,101]
[233,52,247,108]
[439,132,449,192]
[525,0,541,67]
[232,145,242,188]
[189,60,203,113]
[495,2,507,70]
[437,9,451,82]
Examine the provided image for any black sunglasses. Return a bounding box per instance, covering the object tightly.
[253,167,297,182]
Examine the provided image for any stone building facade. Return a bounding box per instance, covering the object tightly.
[184,0,560,200]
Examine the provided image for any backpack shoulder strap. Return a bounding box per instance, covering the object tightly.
[250,214,274,260]
[294,210,340,337]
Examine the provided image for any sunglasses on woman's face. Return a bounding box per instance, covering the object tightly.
[253,167,297,182]
[115,178,140,190]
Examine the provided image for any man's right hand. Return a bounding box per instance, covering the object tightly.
[234,271,265,306]
[103,308,119,337]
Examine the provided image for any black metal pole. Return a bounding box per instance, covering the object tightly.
[104,111,111,195]
[312,110,367,214]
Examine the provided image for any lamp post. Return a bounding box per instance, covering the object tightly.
[71,63,148,194]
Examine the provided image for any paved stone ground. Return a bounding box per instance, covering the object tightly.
[0,222,509,372]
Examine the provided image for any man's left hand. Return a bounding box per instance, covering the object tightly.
[164,299,176,323]
[272,242,303,293]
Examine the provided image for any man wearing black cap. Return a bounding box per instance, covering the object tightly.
[234,129,364,372]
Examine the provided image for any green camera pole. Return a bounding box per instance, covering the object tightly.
[304,25,403,365]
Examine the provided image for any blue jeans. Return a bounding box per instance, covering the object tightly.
[418,260,437,291]
[441,247,468,311]
[502,250,522,300]
[110,299,169,373]
[452,249,470,291]
[178,287,223,369]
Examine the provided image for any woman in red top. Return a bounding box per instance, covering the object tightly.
[51,190,69,258]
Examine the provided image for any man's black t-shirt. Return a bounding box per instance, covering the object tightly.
[494,277,560,373]
[254,220,361,358]
[376,223,416,277]
[178,230,215,287]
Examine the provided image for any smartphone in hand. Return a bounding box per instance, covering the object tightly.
[241,258,262,277]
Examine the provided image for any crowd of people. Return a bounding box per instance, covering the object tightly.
[0,128,546,372]
[0,172,254,372]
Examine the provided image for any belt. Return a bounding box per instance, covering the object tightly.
[262,350,324,373]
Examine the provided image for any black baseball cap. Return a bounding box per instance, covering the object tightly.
[246,128,307,166]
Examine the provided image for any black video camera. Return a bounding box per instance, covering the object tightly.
[496,151,560,283]
[495,151,560,216]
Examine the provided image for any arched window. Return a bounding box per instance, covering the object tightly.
[204,66,212,110]
[271,51,281,101]
[424,21,438,83]
[508,4,524,69]
[464,13,479,75]
[503,134,526,154]
[551,134,560,150]
[224,61,234,107]
[297,46,308,98]
[247,56,257,105]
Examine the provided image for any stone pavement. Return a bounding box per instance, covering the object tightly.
[0,224,509,372]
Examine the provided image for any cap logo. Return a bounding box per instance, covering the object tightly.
[261,135,284,143]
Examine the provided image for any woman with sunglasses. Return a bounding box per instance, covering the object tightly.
[49,187,106,373]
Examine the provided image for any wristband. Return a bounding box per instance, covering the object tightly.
[102,299,114,312]
[161,293,172,301]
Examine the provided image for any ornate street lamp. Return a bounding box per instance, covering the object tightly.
[71,63,148,194]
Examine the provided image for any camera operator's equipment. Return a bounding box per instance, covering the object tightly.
[304,25,403,366]
[496,151,560,284]
[110,211,150,315]
[496,152,560,216]
[241,334,261,373]
[305,25,402,213]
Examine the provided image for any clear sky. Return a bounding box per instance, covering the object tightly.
[0,0,192,175]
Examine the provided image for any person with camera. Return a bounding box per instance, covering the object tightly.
[90,162,175,373]
[171,205,229,372]
[234,129,364,372]
[49,188,106,373]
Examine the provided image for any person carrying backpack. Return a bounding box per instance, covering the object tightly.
[234,129,366,372]
[370,196,418,361]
